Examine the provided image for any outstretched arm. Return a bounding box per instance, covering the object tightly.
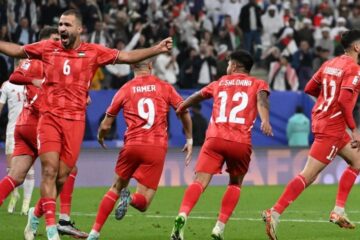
[176,91,207,114]
[97,114,116,149]
[9,72,43,87]
[116,37,172,64]
[257,90,273,136]
[0,41,27,58]
[179,111,193,166]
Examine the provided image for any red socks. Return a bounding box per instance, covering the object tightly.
[0,176,18,206]
[179,181,204,215]
[92,191,119,232]
[336,167,360,207]
[42,198,57,226]
[130,193,147,212]
[273,175,307,214]
[218,185,241,224]
[60,169,78,216]
[34,198,44,218]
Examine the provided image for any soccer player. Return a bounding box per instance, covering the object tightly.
[262,29,360,240]
[0,79,27,214]
[0,9,172,240]
[0,27,88,238]
[86,59,192,240]
[170,50,273,240]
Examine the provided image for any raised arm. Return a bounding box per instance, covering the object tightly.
[176,91,207,114]
[0,41,27,58]
[97,114,116,149]
[179,111,193,166]
[257,90,273,136]
[116,37,172,64]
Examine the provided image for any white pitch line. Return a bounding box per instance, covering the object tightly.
[69,212,360,224]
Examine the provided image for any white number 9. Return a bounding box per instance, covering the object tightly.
[63,60,71,75]
[138,98,155,129]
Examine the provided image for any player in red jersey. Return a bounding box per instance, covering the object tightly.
[262,30,360,240]
[0,27,88,239]
[170,50,273,240]
[86,59,192,240]
[0,9,172,240]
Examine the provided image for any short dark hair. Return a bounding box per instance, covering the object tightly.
[61,9,83,25]
[341,29,360,49]
[39,27,58,40]
[228,50,254,73]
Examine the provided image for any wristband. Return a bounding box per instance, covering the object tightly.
[186,138,193,145]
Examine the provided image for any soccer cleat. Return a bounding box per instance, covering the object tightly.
[57,220,89,238]
[262,209,278,240]
[211,225,224,240]
[87,232,100,240]
[115,188,131,220]
[24,207,39,240]
[21,199,31,215]
[7,191,20,214]
[329,211,355,229]
[47,225,61,240]
[170,215,186,240]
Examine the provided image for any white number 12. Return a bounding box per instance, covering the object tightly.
[215,91,248,124]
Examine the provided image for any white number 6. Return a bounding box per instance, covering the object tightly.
[63,60,71,75]
[138,98,155,129]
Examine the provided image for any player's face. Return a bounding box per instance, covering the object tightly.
[58,14,82,49]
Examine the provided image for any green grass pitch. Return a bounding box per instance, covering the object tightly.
[1,185,360,239]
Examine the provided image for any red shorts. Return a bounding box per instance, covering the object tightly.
[309,132,351,164]
[196,138,252,176]
[115,145,167,190]
[13,124,38,160]
[37,113,85,168]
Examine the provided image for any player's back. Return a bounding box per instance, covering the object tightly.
[108,75,183,147]
[203,73,269,145]
[311,55,360,135]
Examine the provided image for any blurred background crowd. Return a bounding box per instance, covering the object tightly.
[1,0,360,92]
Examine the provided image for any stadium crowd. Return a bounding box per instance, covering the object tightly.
[1,0,360,91]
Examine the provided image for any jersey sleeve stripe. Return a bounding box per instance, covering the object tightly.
[112,50,120,64]
[340,86,355,91]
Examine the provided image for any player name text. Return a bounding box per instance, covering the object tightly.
[132,85,156,93]
[324,67,343,77]
[219,79,252,87]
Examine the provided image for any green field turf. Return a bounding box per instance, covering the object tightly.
[1,185,360,240]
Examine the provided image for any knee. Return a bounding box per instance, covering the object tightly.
[42,166,58,180]
[8,170,26,185]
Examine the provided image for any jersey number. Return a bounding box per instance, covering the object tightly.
[138,98,155,129]
[63,60,71,76]
[318,79,336,112]
[215,91,248,124]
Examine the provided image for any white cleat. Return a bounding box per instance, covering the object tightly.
[21,199,31,215]
[211,225,224,240]
[7,191,20,214]
[47,225,61,240]
[24,207,39,240]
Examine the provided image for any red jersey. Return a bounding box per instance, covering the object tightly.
[310,55,360,136]
[11,59,44,126]
[23,40,119,121]
[200,73,270,145]
[106,75,183,147]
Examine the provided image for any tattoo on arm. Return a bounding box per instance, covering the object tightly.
[257,91,269,109]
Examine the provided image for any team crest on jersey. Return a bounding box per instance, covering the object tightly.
[78,52,86,57]
[21,61,31,70]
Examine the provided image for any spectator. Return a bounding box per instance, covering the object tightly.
[331,17,347,39]
[154,52,179,85]
[7,0,38,32]
[261,5,284,50]
[88,20,112,47]
[39,0,61,27]
[178,47,201,89]
[268,55,299,91]
[11,17,35,45]
[216,44,230,78]
[277,27,298,58]
[296,18,314,47]
[315,27,334,56]
[292,40,314,90]
[349,4,360,29]
[312,47,330,72]
[286,106,310,147]
[197,42,217,87]
[239,0,263,59]
[221,0,244,26]
[0,0,7,27]
[190,103,208,146]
